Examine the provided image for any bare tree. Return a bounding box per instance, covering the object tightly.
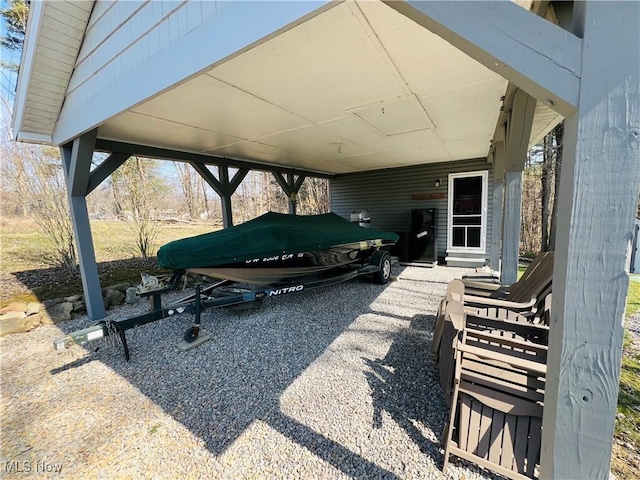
[540,131,553,251]
[298,177,329,214]
[521,163,542,254]
[110,157,167,261]
[1,98,77,270]
[174,162,201,219]
[548,122,563,251]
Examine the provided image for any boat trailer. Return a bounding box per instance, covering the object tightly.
[53,252,392,361]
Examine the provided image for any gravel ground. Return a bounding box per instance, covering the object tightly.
[1,265,507,479]
[625,313,640,345]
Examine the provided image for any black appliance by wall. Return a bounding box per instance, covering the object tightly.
[409,208,437,263]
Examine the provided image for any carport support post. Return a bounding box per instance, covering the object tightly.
[191,163,248,229]
[489,141,505,271]
[60,129,105,320]
[501,90,535,285]
[219,166,233,228]
[540,2,640,478]
[501,172,522,285]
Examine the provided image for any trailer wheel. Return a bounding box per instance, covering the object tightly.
[184,326,200,343]
[372,251,392,285]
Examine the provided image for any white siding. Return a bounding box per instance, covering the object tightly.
[65,1,210,109]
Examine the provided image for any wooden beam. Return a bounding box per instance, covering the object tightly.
[219,166,233,228]
[272,172,291,196]
[60,143,105,321]
[67,128,97,196]
[190,162,224,196]
[505,89,536,172]
[500,89,534,284]
[501,171,522,285]
[489,141,505,270]
[229,169,249,194]
[383,0,581,116]
[94,139,334,179]
[87,152,130,194]
[293,174,306,192]
[540,2,640,478]
[287,173,297,215]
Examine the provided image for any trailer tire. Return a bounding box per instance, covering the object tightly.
[371,250,392,285]
[184,326,200,343]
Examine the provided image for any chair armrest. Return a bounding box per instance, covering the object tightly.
[461,279,504,291]
[463,294,537,311]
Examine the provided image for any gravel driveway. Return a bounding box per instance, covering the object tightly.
[1,265,502,479]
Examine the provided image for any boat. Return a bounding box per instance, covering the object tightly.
[157,212,399,284]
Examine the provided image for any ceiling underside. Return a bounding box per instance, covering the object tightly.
[98,1,554,175]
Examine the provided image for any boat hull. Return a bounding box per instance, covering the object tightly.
[186,240,390,284]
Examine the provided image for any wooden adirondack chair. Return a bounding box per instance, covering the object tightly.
[461,253,554,311]
[431,256,553,364]
[441,306,548,480]
[436,300,465,399]
[431,279,465,362]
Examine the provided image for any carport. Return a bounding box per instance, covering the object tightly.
[11,1,639,477]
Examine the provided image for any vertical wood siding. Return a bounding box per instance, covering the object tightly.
[330,159,494,261]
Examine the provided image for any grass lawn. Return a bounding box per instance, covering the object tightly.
[615,280,640,478]
[0,217,214,305]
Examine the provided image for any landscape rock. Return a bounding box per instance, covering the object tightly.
[72,301,85,313]
[0,316,30,336]
[41,302,74,325]
[24,314,43,330]
[64,294,83,303]
[125,287,141,305]
[42,297,65,308]
[26,302,43,315]
[108,283,132,293]
[0,302,29,314]
[0,311,27,321]
[103,289,125,308]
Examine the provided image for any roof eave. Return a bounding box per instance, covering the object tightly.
[12,0,47,143]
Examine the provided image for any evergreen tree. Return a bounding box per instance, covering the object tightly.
[0,0,29,73]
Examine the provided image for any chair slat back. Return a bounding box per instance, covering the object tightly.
[507,253,554,304]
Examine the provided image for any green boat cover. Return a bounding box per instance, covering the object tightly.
[157,212,398,271]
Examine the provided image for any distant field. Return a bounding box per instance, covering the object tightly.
[1,217,214,272]
[0,217,215,305]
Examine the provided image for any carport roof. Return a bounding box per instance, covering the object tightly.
[13,0,562,175]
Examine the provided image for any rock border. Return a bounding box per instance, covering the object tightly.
[0,283,133,337]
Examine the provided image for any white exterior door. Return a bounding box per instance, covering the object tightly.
[447,171,488,257]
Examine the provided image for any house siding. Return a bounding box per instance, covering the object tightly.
[330,158,494,262]
[65,0,214,110]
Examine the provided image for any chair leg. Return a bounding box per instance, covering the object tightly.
[431,299,447,362]
[442,381,460,474]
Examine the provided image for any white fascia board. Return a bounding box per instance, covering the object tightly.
[12,0,47,142]
[16,131,53,144]
[383,0,581,117]
[52,1,336,146]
